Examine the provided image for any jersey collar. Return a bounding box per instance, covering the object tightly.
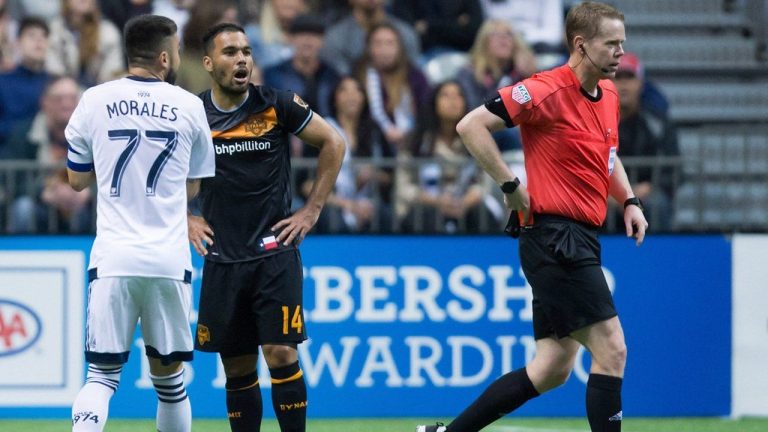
[125,75,163,83]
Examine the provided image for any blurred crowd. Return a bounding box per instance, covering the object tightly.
[0,0,677,234]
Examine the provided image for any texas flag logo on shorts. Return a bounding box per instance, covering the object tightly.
[511,84,531,104]
[259,235,278,251]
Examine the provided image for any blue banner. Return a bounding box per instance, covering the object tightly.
[0,235,731,418]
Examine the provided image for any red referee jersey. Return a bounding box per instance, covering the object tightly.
[499,64,620,226]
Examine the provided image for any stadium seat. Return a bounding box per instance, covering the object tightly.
[660,81,768,123]
[422,52,469,86]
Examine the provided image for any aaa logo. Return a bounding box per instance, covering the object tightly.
[0,299,42,356]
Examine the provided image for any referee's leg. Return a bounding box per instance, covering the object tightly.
[572,316,627,431]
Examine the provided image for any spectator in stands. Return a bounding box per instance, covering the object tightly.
[354,22,431,151]
[46,0,124,86]
[390,0,483,59]
[0,0,17,71]
[613,52,678,231]
[263,14,339,117]
[4,76,92,233]
[320,0,420,75]
[456,19,535,151]
[478,0,565,55]
[99,0,153,31]
[246,0,308,70]
[0,16,49,150]
[312,0,349,25]
[178,0,240,94]
[397,80,497,233]
[320,75,394,232]
[152,0,195,43]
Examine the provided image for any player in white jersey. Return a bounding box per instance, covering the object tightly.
[65,15,215,432]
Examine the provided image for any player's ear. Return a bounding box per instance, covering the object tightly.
[202,55,214,73]
[158,50,169,68]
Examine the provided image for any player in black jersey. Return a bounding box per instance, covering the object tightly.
[188,23,345,432]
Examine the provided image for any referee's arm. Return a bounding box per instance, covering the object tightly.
[457,105,530,220]
[609,155,648,245]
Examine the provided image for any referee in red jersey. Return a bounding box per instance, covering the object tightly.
[417,2,647,432]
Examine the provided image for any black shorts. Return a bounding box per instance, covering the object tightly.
[195,250,306,356]
[519,214,617,340]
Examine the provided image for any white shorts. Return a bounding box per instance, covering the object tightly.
[85,276,193,365]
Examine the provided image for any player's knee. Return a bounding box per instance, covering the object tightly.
[611,341,628,370]
[549,364,573,387]
[262,344,298,368]
[148,358,183,377]
[596,341,627,375]
[222,355,258,378]
[530,358,573,392]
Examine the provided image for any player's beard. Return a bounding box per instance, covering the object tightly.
[215,69,249,97]
[165,68,177,85]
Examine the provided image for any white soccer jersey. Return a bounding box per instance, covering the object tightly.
[66,76,215,281]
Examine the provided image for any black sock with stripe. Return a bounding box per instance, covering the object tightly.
[225,371,263,432]
[586,373,623,432]
[269,361,307,432]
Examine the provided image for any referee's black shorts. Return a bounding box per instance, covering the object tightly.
[195,249,307,356]
[519,214,617,340]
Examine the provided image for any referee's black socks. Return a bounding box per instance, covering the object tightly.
[270,361,307,432]
[225,371,263,432]
[447,367,540,432]
[586,373,623,432]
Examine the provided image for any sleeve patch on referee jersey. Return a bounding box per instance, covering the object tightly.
[293,94,309,110]
[511,84,531,104]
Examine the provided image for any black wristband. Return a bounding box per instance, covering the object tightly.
[624,197,644,211]
[500,178,520,194]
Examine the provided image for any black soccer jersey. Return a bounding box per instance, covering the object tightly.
[198,84,313,262]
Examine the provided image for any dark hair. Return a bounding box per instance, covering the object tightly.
[289,14,325,35]
[123,14,178,67]
[565,1,624,52]
[18,16,49,38]
[202,23,246,55]
[328,76,386,157]
[411,80,468,157]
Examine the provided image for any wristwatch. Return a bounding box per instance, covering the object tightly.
[500,178,520,194]
[624,197,644,211]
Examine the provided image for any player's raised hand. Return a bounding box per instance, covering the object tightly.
[272,205,321,247]
[188,214,214,256]
[624,205,648,246]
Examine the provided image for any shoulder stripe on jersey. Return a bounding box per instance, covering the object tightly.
[292,110,314,135]
[67,159,93,172]
[211,107,277,139]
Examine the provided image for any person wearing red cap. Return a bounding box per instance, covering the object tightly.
[613,52,678,231]
[417,2,647,432]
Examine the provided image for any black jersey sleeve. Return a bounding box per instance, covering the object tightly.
[274,89,314,135]
[485,93,515,128]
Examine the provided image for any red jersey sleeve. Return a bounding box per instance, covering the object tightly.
[498,79,552,126]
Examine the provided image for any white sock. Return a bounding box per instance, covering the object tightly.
[71,364,122,432]
[151,369,191,432]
